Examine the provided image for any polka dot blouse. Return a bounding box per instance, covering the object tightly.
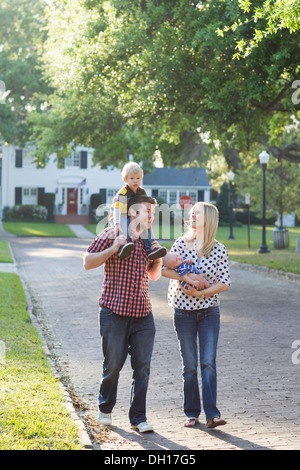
[167,237,231,310]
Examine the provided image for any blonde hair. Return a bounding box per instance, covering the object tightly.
[185,202,219,258]
[122,162,143,180]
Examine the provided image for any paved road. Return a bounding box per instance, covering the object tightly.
[7,236,300,450]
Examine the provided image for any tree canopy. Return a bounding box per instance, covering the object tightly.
[0,0,50,145]
[223,0,300,58]
[1,0,300,173]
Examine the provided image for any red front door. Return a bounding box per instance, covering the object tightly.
[67,188,78,215]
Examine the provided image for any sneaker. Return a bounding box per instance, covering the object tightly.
[119,242,134,259]
[133,421,154,433]
[147,246,167,261]
[98,411,112,426]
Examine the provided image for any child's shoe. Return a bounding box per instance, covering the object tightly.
[147,245,167,261]
[119,242,135,259]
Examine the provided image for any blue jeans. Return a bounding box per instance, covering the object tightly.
[174,306,221,422]
[98,307,156,426]
[120,215,154,252]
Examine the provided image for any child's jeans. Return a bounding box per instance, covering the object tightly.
[119,215,155,253]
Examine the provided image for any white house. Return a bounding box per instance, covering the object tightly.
[0,144,124,223]
[0,144,212,223]
[143,166,211,206]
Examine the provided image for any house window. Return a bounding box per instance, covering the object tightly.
[107,189,118,205]
[65,151,80,167]
[169,191,177,205]
[23,153,35,167]
[23,187,37,204]
[23,147,35,167]
[158,190,167,203]
[188,191,197,203]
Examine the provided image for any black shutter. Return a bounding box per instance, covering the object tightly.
[15,149,23,168]
[152,189,159,198]
[197,190,204,202]
[99,188,107,204]
[80,151,88,169]
[15,187,22,204]
[38,188,45,205]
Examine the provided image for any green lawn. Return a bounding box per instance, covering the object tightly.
[217,225,300,275]
[0,273,84,450]
[3,222,75,237]
[3,221,300,275]
[0,240,13,263]
[161,225,300,276]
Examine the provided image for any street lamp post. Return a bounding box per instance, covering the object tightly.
[258,150,270,254]
[227,170,235,240]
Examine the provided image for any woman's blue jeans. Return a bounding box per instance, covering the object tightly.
[98,307,155,426]
[174,306,221,422]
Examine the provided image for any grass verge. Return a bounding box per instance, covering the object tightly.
[0,241,13,263]
[217,225,300,275]
[2,222,75,237]
[0,273,84,450]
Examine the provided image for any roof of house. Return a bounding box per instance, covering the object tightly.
[143,167,210,187]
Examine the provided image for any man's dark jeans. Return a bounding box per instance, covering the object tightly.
[98,307,156,426]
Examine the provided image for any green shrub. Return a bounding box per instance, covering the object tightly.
[44,193,55,220]
[1,206,11,221]
[10,205,48,221]
[90,193,103,213]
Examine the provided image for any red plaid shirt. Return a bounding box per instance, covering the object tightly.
[87,228,153,318]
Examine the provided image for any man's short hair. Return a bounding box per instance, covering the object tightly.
[128,194,157,214]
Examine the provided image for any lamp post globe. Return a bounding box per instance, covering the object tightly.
[259,150,270,165]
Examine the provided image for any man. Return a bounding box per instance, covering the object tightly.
[83,195,162,433]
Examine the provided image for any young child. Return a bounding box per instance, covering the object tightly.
[162,252,201,289]
[109,161,167,260]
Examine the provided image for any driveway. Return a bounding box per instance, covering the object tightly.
[8,235,300,450]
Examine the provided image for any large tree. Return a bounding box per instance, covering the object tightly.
[236,150,300,222]
[30,0,300,169]
[0,0,50,145]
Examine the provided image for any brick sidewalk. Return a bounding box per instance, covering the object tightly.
[9,237,300,450]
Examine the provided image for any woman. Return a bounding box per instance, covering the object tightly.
[162,202,231,428]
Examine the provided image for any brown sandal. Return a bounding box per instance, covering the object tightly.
[207,417,227,428]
